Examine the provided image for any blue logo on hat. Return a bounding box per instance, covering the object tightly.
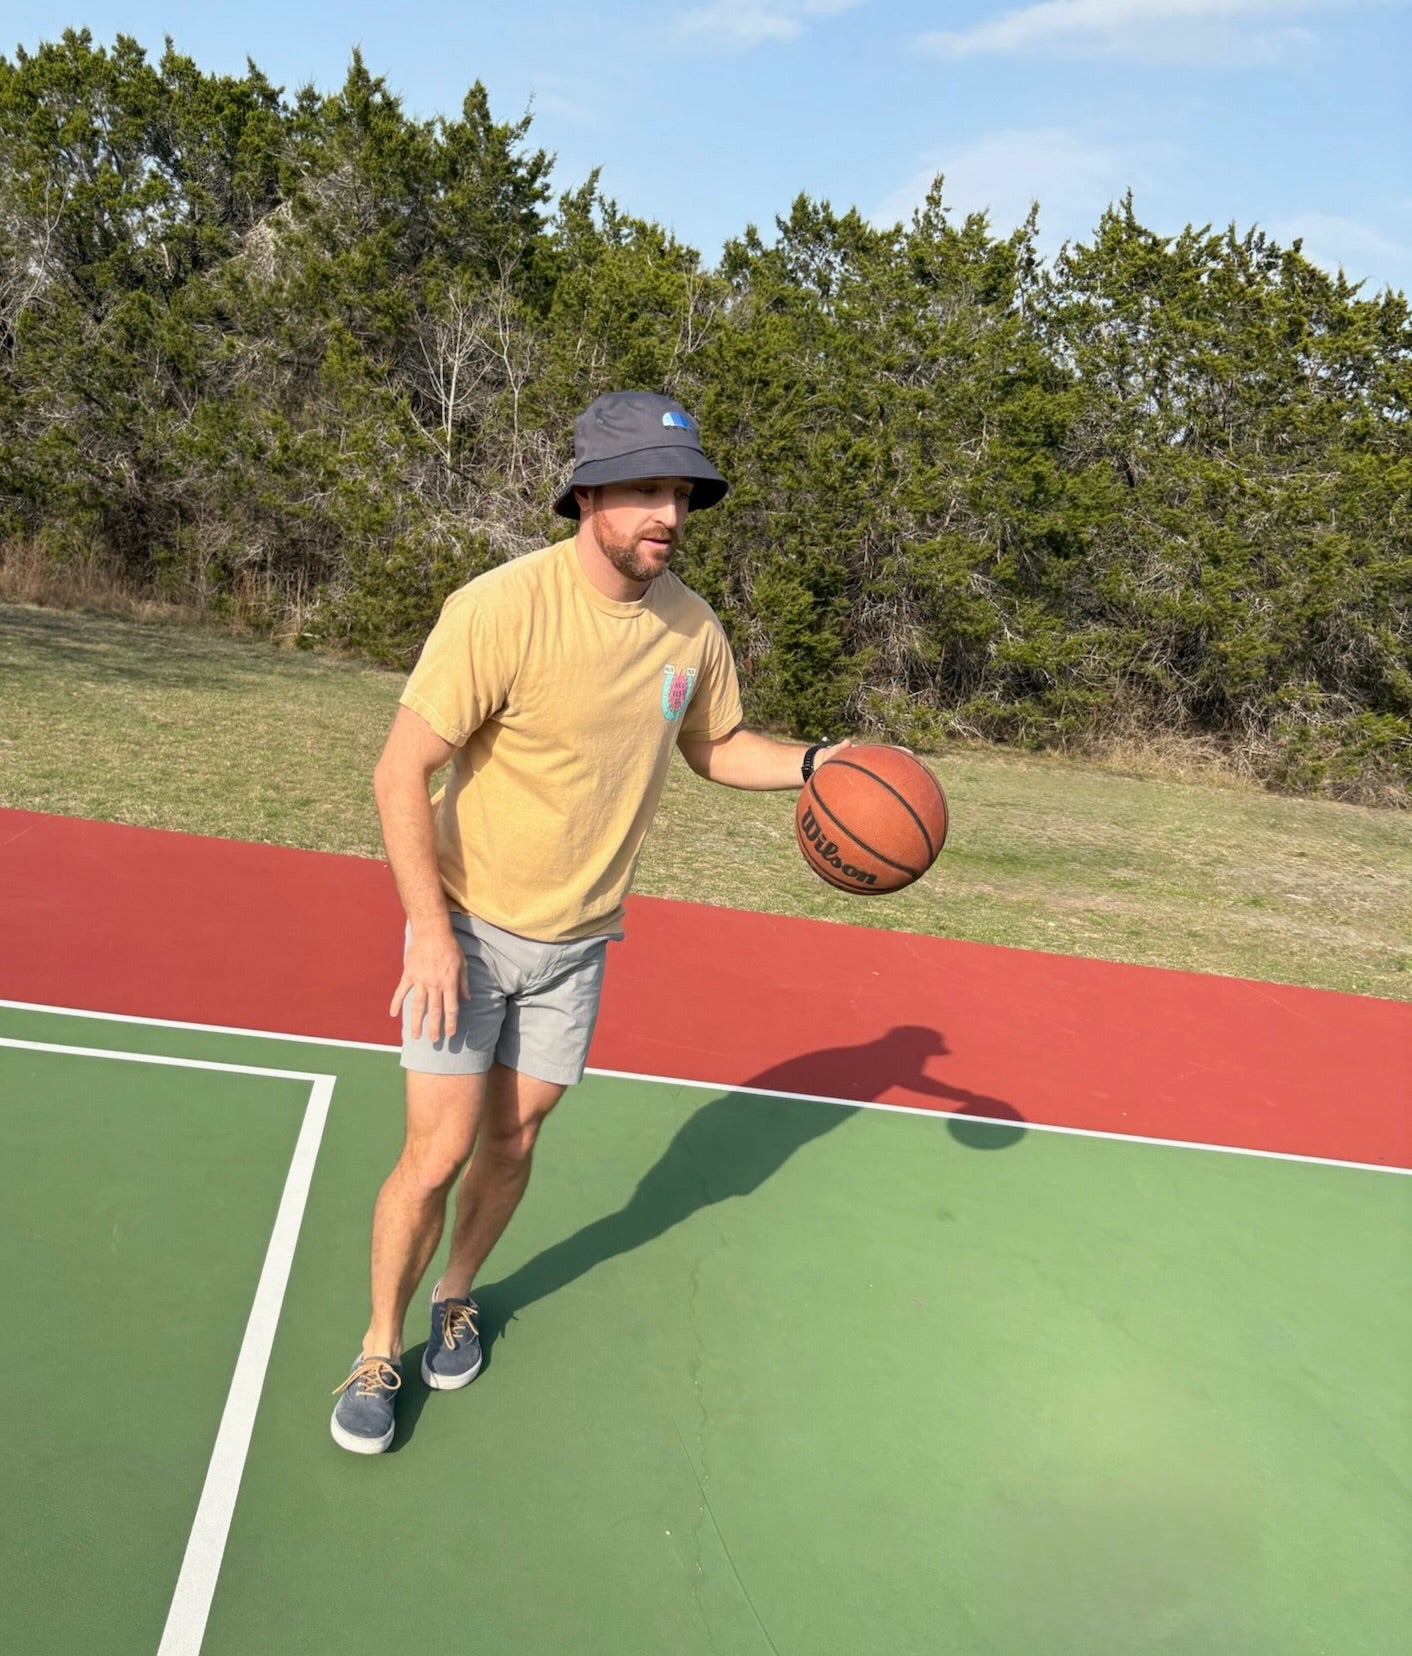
[662,411,694,430]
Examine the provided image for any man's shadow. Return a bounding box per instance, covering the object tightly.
[480,1025,1022,1342]
[393,1023,1024,1443]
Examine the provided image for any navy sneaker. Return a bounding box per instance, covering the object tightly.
[422,1283,483,1391]
[330,1354,401,1454]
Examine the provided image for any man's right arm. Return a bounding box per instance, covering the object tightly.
[373,704,467,1043]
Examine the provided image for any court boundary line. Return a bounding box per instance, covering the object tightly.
[0,1035,328,1082]
[0,1035,333,1656]
[3,998,1407,1178]
[0,998,396,1052]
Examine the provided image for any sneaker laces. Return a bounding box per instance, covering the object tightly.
[333,1356,401,1399]
[441,1302,478,1350]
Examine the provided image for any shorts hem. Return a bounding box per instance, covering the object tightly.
[505,1057,587,1088]
[400,1048,496,1076]
[399,1047,586,1087]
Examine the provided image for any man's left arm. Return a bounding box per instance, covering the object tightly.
[678,727,851,791]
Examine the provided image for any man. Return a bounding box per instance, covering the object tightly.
[332,390,846,1453]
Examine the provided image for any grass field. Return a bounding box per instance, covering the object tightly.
[3,600,1409,1000]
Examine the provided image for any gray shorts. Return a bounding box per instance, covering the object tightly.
[400,912,609,1087]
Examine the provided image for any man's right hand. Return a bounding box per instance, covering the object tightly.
[390,924,469,1043]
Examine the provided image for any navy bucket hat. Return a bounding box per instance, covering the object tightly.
[553,391,729,519]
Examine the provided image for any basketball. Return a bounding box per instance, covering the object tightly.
[795,746,948,894]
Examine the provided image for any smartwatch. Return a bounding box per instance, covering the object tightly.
[801,743,829,782]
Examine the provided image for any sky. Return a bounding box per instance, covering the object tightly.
[6,0,1411,295]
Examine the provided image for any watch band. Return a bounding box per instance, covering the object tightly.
[801,743,828,782]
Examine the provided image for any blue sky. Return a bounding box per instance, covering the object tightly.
[8,1,1410,295]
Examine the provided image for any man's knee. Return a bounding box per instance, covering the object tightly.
[398,1140,473,1196]
[477,1109,547,1165]
[482,1067,567,1163]
[399,1069,484,1193]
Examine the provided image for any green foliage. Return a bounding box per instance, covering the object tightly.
[324,522,499,664]
[1,37,1408,800]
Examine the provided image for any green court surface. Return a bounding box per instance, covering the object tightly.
[2,1003,1408,1655]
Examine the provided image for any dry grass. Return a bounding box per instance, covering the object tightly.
[1066,728,1262,791]
[4,600,1410,1000]
[0,540,209,627]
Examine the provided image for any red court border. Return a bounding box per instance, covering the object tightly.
[2,809,1407,1167]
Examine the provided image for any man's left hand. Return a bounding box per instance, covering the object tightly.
[810,739,854,770]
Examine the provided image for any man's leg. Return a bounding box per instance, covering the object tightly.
[436,1062,567,1300]
[415,930,601,1393]
[361,1068,488,1360]
[333,1068,488,1452]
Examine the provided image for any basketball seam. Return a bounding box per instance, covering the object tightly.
[806,788,921,879]
[821,759,939,863]
[812,864,889,894]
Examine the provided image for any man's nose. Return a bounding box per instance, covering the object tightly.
[648,493,686,533]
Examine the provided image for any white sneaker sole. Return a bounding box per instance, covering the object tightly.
[329,1410,394,1454]
[424,1281,483,1390]
[421,1350,482,1389]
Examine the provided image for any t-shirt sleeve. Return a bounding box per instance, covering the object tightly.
[678,614,744,743]
[399,585,515,746]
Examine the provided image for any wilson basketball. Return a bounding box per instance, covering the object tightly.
[795,746,948,894]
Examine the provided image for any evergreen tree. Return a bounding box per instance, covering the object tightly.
[1,35,1406,798]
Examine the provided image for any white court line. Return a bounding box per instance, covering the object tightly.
[588,1066,1412,1178]
[0,1035,325,1081]
[0,1036,333,1656]
[0,997,395,1052]
[3,997,1408,1177]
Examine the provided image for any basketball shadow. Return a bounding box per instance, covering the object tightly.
[474,1023,1025,1352]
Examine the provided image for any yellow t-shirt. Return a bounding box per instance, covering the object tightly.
[400,538,744,941]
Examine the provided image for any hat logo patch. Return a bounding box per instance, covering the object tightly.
[662,411,694,430]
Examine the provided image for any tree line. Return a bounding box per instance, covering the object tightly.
[2,31,1408,801]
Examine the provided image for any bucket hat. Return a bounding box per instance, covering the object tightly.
[553,391,728,519]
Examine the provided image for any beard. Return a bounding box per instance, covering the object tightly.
[591,513,678,585]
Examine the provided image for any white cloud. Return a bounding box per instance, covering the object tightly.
[872,143,1412,294]
[918,0,1359,66]
[677,0,867,49]
[527,72,593,125]
[1269,211,1411,290]
[871,127,1165,250]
